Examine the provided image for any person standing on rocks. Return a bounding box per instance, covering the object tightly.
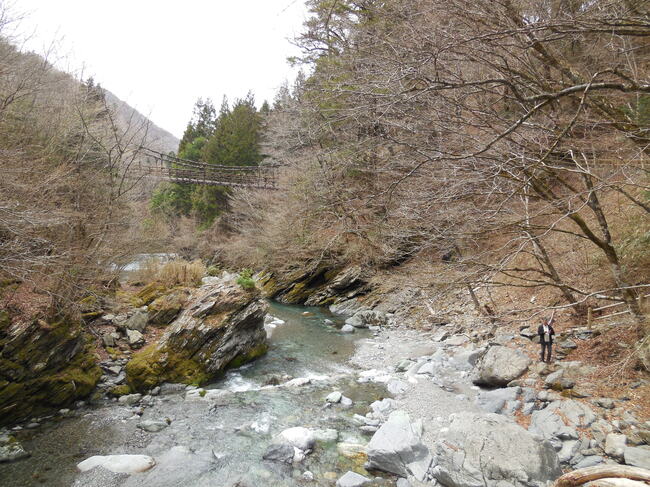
[538,317,555,363]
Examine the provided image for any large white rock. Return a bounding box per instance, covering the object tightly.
[529,400,596,443]
[77,454,156,473]
[431,412,561,487]
[336,471,371,487]
[279,427,315,451]
[366,410,432,481]
[472,345,531,386]
[624,446,650,470]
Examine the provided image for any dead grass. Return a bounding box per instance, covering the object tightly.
[130,258,205,287]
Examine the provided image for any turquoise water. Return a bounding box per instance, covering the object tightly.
[0,302,391,487]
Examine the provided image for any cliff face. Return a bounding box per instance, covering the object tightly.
[126,277,268,392]
[0,313,101,425]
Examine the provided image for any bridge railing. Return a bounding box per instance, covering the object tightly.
[134,146,279,189]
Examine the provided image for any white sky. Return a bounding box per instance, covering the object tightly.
[15,0,308,139]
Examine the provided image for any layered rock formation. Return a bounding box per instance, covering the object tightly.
[0,312,101,425]
[126,277,268,392]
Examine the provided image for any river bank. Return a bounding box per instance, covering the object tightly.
[1,268,649,486]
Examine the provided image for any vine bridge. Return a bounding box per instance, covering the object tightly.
[133,147,279,190]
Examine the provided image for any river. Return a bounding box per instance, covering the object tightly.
[0,302,391,487]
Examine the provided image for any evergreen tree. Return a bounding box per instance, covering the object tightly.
[203,92,263,166]
[178,98,217,154]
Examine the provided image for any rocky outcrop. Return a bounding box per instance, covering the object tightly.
[431,412,562,487]
[258,266,368,306]
[0,315,101,426]
[472,345,531,386]
[125,277,268,392]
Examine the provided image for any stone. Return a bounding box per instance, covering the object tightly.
[558,440,581,464]
[118,393,142,405]
[125,310,149,332]
[77,454,156,473]
[102,334,116,348]
[593,398,615,409]
[431,412,562,487]
[387,379,408,395]
[0,435,30,463]
[591,420,613,444]
[336,471,371,487]
[326,391,342,403]
[396,359,416,372]
[125,277,268,392]
[126,329,145,348]
[416,362,436,376]
[279,427,315,451]
[285,377,311,387]
[366,410,432,481]
[340,396,353,407]
[558,339,578,350]
[530,400,596,442]
[341,324,355,333]
[605,433,627,460]
[293,447,306,462]
[624,446,650,469]
[370,398,397,419]
[312,428,339,443]
[476,387,520,414]
[262,443,294,464]
[137,420,169,433]
[472,346,531,387]
[345,309,388,329]
[573,455,605,469]
[545,370,575,390]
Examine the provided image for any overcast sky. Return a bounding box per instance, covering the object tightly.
[16,0,308,139]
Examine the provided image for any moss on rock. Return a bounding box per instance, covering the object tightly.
[131,283,168,307]
[125,278,268,392]
[109,384,131,396]
[0,315,101,426]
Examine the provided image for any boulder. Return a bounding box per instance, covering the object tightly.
[366,410,432,481]
[262,443,294,464]
[118,393,142,405]
[544,370,575,390]
[431,412,562,487]
[279,427,315,451]
[472,346,531,386]
[345,310,388,329]
[336,471,371,487]
[605,433,627,460]
[125,277,268,392]
[326,391,343,403]
[125,310,148,332]
[624,446,650,469]
[126,329,145,348]
[341,324,355,333]
[529,400,596,443]
[77,454,156,473]
[476,387,520,414]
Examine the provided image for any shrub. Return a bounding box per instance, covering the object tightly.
[236,269,256,290]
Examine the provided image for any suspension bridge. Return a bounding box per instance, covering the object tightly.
[133,147,279,190]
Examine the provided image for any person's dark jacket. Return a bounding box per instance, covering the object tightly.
[537,323,555,344]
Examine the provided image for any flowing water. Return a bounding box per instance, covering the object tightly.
[0,302,391,487]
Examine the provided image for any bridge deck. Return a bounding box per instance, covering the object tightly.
[135,147,279,190]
